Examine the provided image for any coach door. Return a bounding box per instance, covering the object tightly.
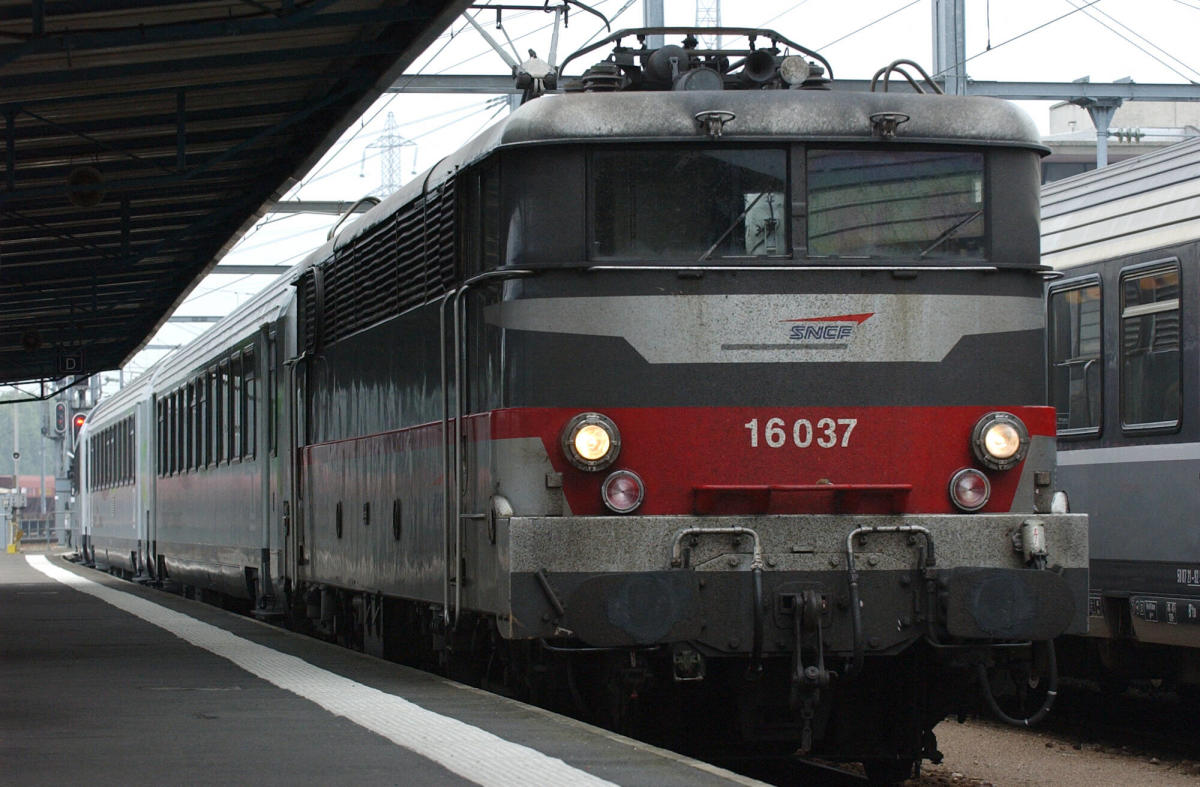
[285,352,308,578]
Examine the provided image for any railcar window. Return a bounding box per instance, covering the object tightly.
[156,400,165,476]
[1121,263,1181,429]
[807,149,986,259]
[218,361,229,463]
[591,149,787,260]
[167,393,176,475]
[198,374,209,467]
[231,353,242,460]
[243,348,256,459]
[1048,281,1102,434]
[125,417,134,483]
[267,333,277,456]
[185,383,195,471]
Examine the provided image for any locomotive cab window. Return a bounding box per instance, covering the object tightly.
[807,149,986,260]
[1048,279,1102,435]
[591,148,787,260]
[1120,262,1181,431]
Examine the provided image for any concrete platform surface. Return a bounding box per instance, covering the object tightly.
[0,551,763,787]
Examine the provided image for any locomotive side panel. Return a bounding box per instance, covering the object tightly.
[299,304,450,602]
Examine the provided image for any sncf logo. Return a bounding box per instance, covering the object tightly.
[783,313,874,342]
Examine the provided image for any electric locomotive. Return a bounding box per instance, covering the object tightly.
[80,29,1088,781]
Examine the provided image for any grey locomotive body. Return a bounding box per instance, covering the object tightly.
[81,30,1087,780]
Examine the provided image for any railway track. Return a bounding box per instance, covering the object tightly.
[1038,679,1200,761]
[708,754,869,786]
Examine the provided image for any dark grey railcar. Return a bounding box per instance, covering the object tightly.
[1044,135,1200,687]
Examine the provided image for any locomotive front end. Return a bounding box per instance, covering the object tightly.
[445,44,1088,774]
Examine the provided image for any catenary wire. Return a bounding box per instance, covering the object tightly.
[1064,0,1200,83]
[936,0,1104,77]
[819,0,922,51]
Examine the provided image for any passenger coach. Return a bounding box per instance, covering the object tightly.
[1043,135,1200,692]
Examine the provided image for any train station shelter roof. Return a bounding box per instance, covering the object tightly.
[0,0,469,393]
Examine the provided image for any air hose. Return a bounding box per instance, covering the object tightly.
[977,639,1059,727]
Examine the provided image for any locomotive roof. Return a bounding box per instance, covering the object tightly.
[495,90,1045,149]
[1041,135,1200,270]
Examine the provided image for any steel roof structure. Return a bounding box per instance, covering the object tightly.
[0,0,470,394]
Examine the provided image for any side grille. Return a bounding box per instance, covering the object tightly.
[298,181,457,352]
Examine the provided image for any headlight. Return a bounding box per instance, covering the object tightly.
[779,56,811,85]
[561,412,621,471]
[949,468,990,512]
[970,412,1029,471]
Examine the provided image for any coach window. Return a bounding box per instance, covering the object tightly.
[243,348,256,459]
[126,418,132,482]
[163,395,173,475]
[116,424,124,485]
[230,353,242,460]
[156,400,164,476]
[197,374,209,467]
[267,332,277,456]
[1121,262,1181,430]
[1048,279,1102,434]
[185,383,195,471]
[807,149,986,260]
[174,389,184,474]
[208,368,218,466]
[591,148,787,260]
[216,363,227,464]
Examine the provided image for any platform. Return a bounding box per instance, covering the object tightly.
[0,551,762,787]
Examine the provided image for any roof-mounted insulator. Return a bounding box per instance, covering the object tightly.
[581,61,627,91]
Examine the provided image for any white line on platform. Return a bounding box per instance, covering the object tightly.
[26,554,614,787]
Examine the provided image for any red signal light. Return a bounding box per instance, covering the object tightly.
[72,413,86,438]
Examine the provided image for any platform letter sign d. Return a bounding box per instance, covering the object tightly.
[58,351,83,374]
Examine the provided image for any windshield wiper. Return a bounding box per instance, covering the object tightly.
[698,191,768,262]
[918,208,983,259]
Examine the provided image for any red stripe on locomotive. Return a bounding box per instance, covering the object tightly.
[493,406,1054,516]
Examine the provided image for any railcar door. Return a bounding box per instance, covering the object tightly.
[139,396,155,578]
[285,352,309,581]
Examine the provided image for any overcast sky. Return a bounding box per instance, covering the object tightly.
[117,0,1200,381]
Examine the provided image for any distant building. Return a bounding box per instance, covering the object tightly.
[0,474,57,543]
[1041,101,1200,183]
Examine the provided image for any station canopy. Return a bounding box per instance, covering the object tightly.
[0,0,470,393]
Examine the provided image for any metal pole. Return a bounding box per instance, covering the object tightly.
[9,404,18,552]
[40,401,46,542]
[643,0,664,49]
[931,0,966,95]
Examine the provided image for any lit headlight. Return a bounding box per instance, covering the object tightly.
[562,412,621,471]
[970,411,1029,471]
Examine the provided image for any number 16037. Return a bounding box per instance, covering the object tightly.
[744,417,858,449]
